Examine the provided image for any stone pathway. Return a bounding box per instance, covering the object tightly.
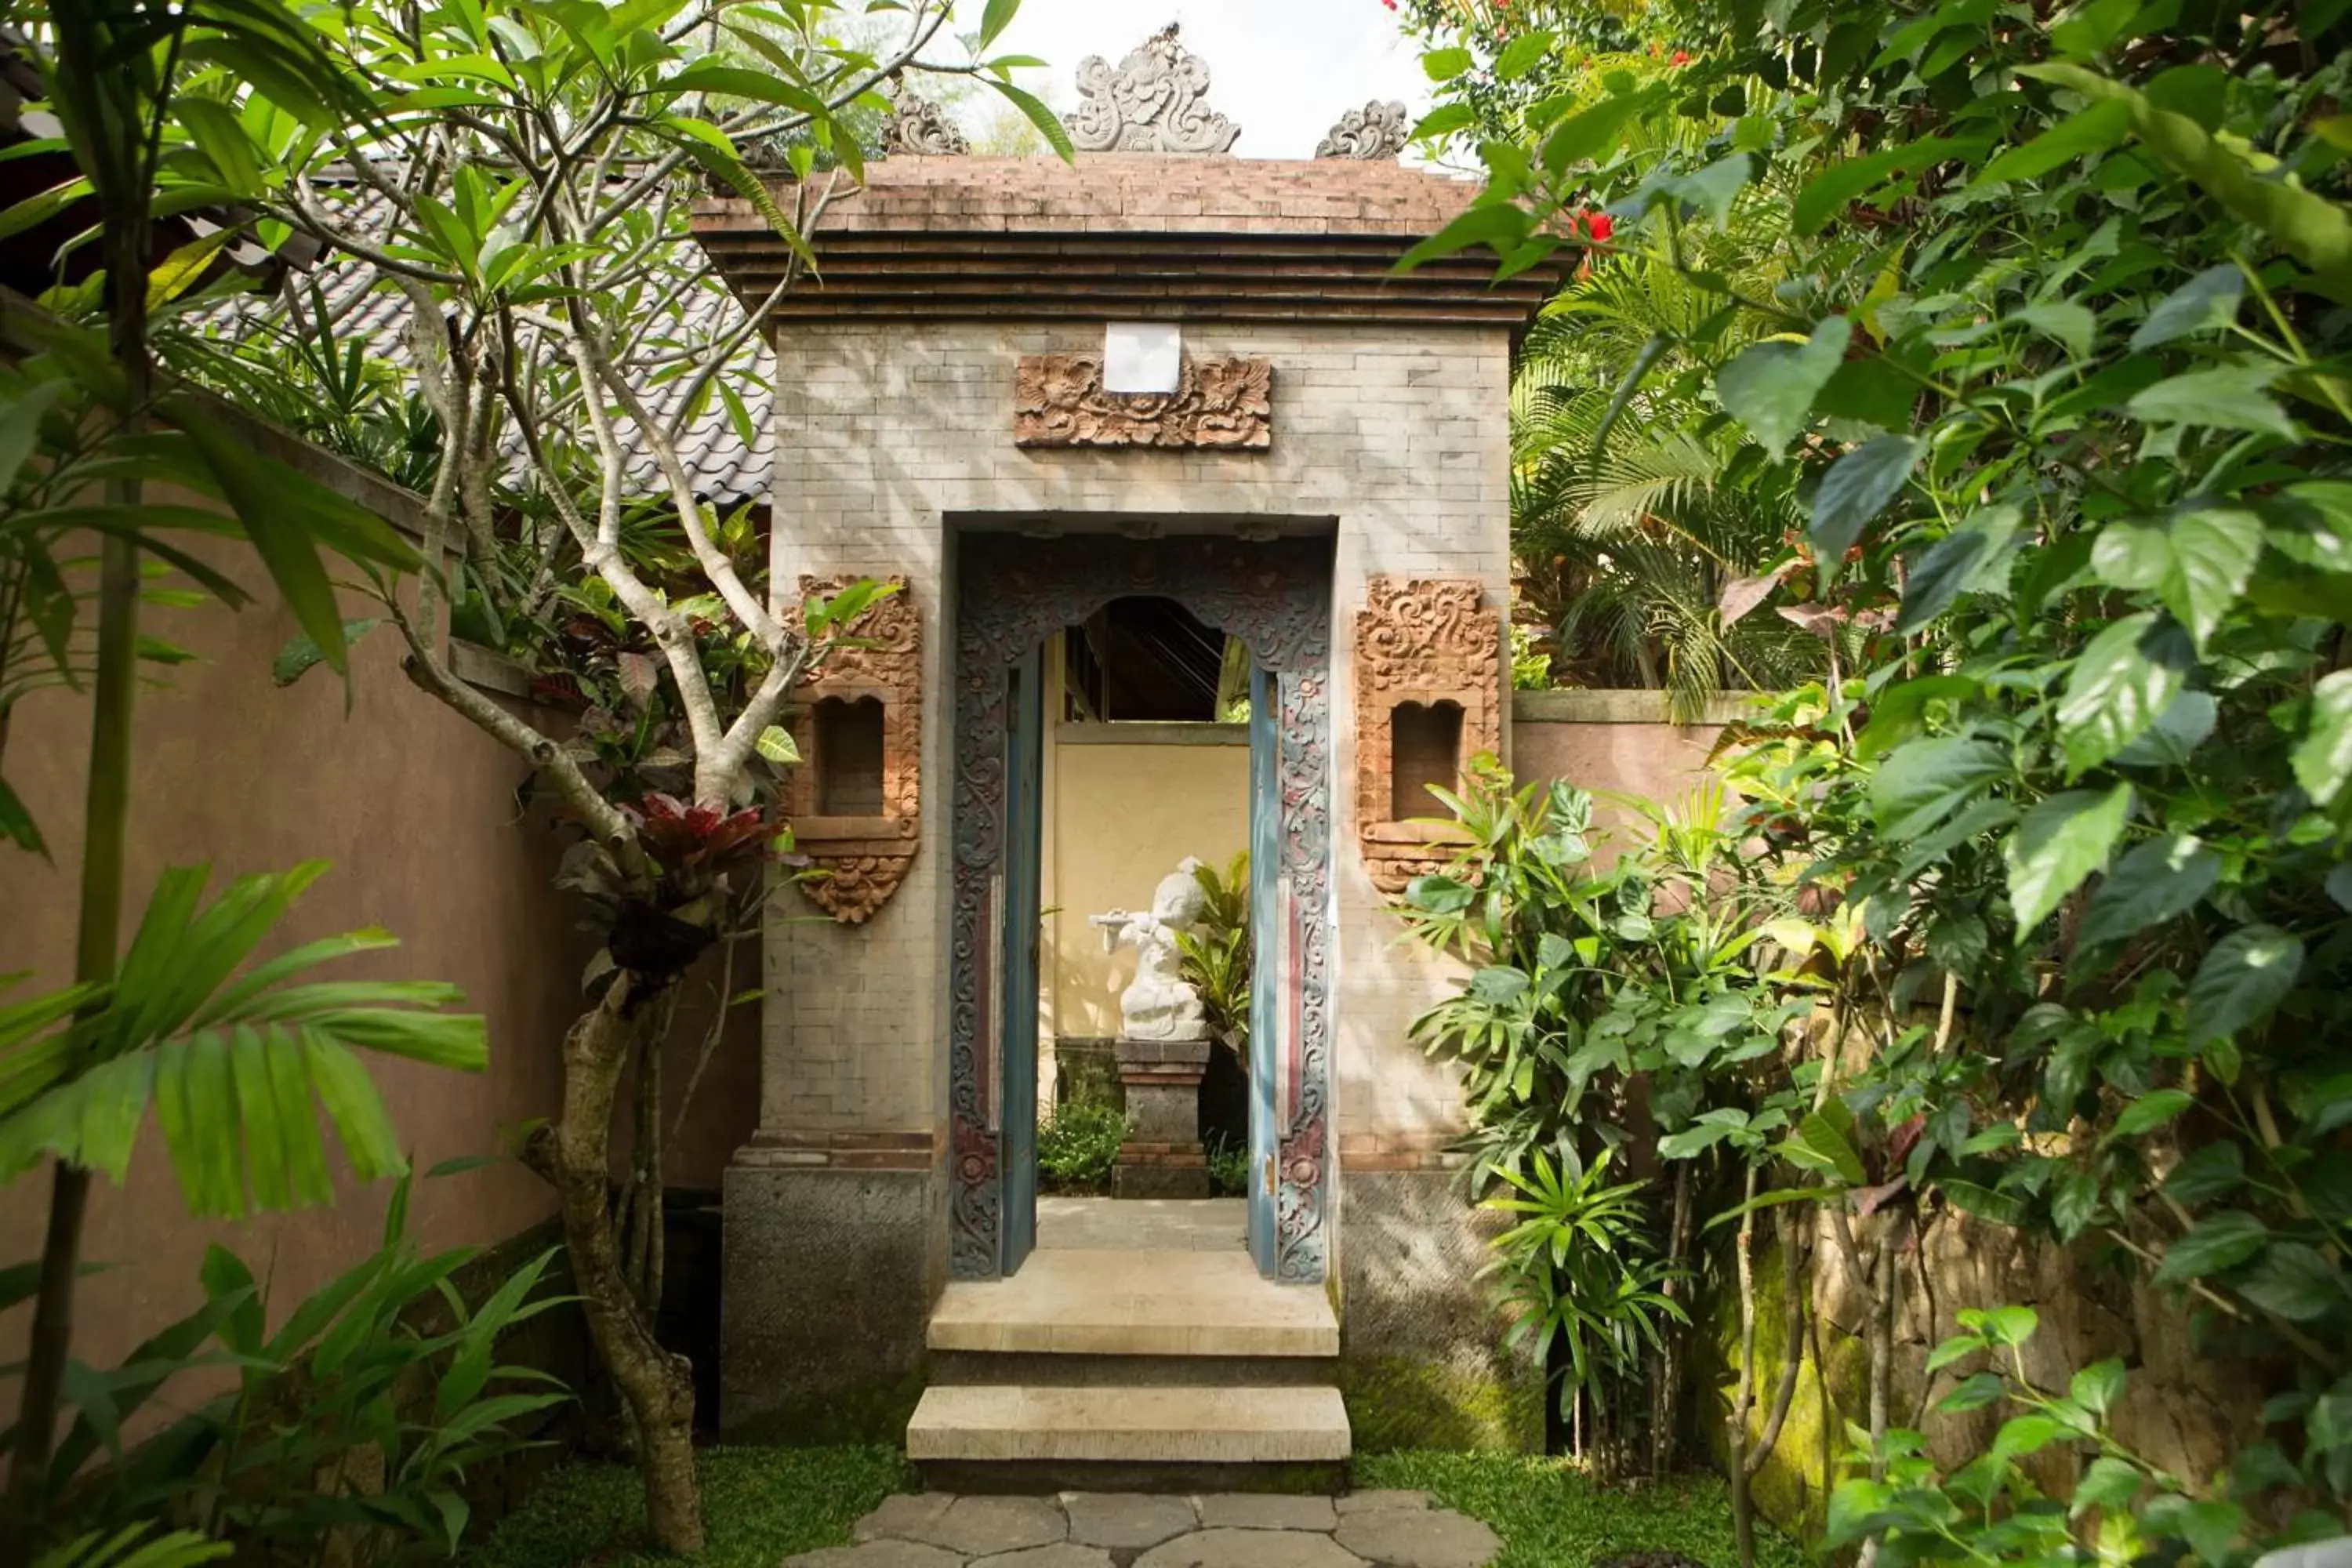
[785,1490,1501,1568]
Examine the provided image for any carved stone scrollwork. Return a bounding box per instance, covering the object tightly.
[1316,100,1410,160]
[788,575,920,923]
[882,78,969,156]
[1014,354,1272,449]
[1354,578,1502,897]
[1065,24,1241,155]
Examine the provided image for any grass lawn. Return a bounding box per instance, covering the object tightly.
[472,1446,911,1568]
[474,1446,1801,1568]
[1355,1453,1808,1568]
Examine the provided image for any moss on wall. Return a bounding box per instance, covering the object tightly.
[1697,1239,1868,1543]
[1340,1354,1544,1455]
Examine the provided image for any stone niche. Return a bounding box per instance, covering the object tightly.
[1353,578,1501,896]
[788,575,920,922]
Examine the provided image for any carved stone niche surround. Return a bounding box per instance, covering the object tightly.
[787,575,920,923]
[1354,578,1501,896]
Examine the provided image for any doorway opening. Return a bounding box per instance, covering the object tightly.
[946,530,1334,1286]
[1002,597,1272,1270]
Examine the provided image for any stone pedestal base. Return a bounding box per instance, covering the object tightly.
[1112,1036,1211,1200]
[720,1159,935,1440]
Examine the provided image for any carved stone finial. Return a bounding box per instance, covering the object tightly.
[882,78,969,156]
[1065,23,1242,155]
[1316,100,1410,160]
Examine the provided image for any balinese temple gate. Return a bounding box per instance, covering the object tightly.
[694,29,1556,1472]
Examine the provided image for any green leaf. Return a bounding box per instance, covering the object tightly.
[2003,783,2133,932]
[2153,1209,2267,1283]
[2108,1088,2193,1140]
[273,619,381,688]
[1811,435,1926,561]
[1896,506,2024,634]
[0,379,70,492]
[978,0,1020,49]
[2163,1142,2243,1203]
[1780,1108,1866,1187]
[2132,264,2245,349]
[1424,47,1475,82]
[1397,201,1531,271]
[1792,137,1969,235]
[0,775,45,857]
[1539,89,1658,176]
[2073,1455,2144,1515]
[1715,318,1851,456]
[1973,96,2133,186]
[1871,736,2009,840]
[1495,31,1556,81]
[2013,301,2096,359]
[2125,363,2296,438]
[2187,925,2303,1047]
[755,726,799,764]
[2056,612,2191,776]
[2293,669,2352,806]
[1942,1178,2030,1225]
[2236,1243,2345,1322]
[2025,63,2352,305]
[2076,834,2219,952]
[985,79,1074,162]
[2090,509,2261,648]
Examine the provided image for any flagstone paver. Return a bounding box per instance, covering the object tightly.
[1062,1493,1201,1551]
[1131,1528,1367,1568]
[1194,1495,1339,1532]
[1332,1512,1501,1568]
[1333,1492,1430,1517]
[971,1546,1116,1568]
[857,1496,959,1543]
[786,1543,966,1568]
[808,1490,1499,1568]
[905,1497,1070,1556]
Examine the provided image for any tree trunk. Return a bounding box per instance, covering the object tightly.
[1727,1169,1760,1568]
[537,974,702,1555]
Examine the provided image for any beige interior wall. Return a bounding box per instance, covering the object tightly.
[0,521,597,1398]
[1044,735,1250,1042]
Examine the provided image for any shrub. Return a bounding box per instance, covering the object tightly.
[1037,1101,1126,1194]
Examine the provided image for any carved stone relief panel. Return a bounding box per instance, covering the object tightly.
[1065,24,1241,154]
[788,575,920,923]
[1353,577,1501,896]
[1014,354,1272,450]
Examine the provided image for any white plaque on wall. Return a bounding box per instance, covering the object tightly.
[1102,321,1182,394]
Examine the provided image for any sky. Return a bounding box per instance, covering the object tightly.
[982,0,1434,159]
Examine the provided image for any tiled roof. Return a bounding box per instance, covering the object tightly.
[198,189,773,505]
[740,154,1488,236]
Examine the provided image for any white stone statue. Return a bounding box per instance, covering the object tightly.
[1091,857,1209,1041]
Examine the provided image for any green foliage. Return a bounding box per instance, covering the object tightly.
[1820,1307,2308,1568]
[15,1172,568,1565]
[1036,1098,1127,1195]
[1355,1450,1806,1568]
[472,1446,913,1568]
[1175,851,1251,1053]
[1483,1147,1690,1428]
[0,862,488,1215]
[1206,1134,1251,1200]
[1406,0,2352,1551]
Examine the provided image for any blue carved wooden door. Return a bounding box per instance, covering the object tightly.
[1247,662,1280,1276]
[1000,643,1046,1276]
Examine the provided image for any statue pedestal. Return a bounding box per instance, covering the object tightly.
[1112,1036,1212,1200]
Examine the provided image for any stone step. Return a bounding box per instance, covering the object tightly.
[926,1247,1338,1358]
[928,1349,1337,1387]
[905,1383,1352,1466]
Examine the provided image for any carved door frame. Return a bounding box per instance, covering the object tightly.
[947,531,1334,1283]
